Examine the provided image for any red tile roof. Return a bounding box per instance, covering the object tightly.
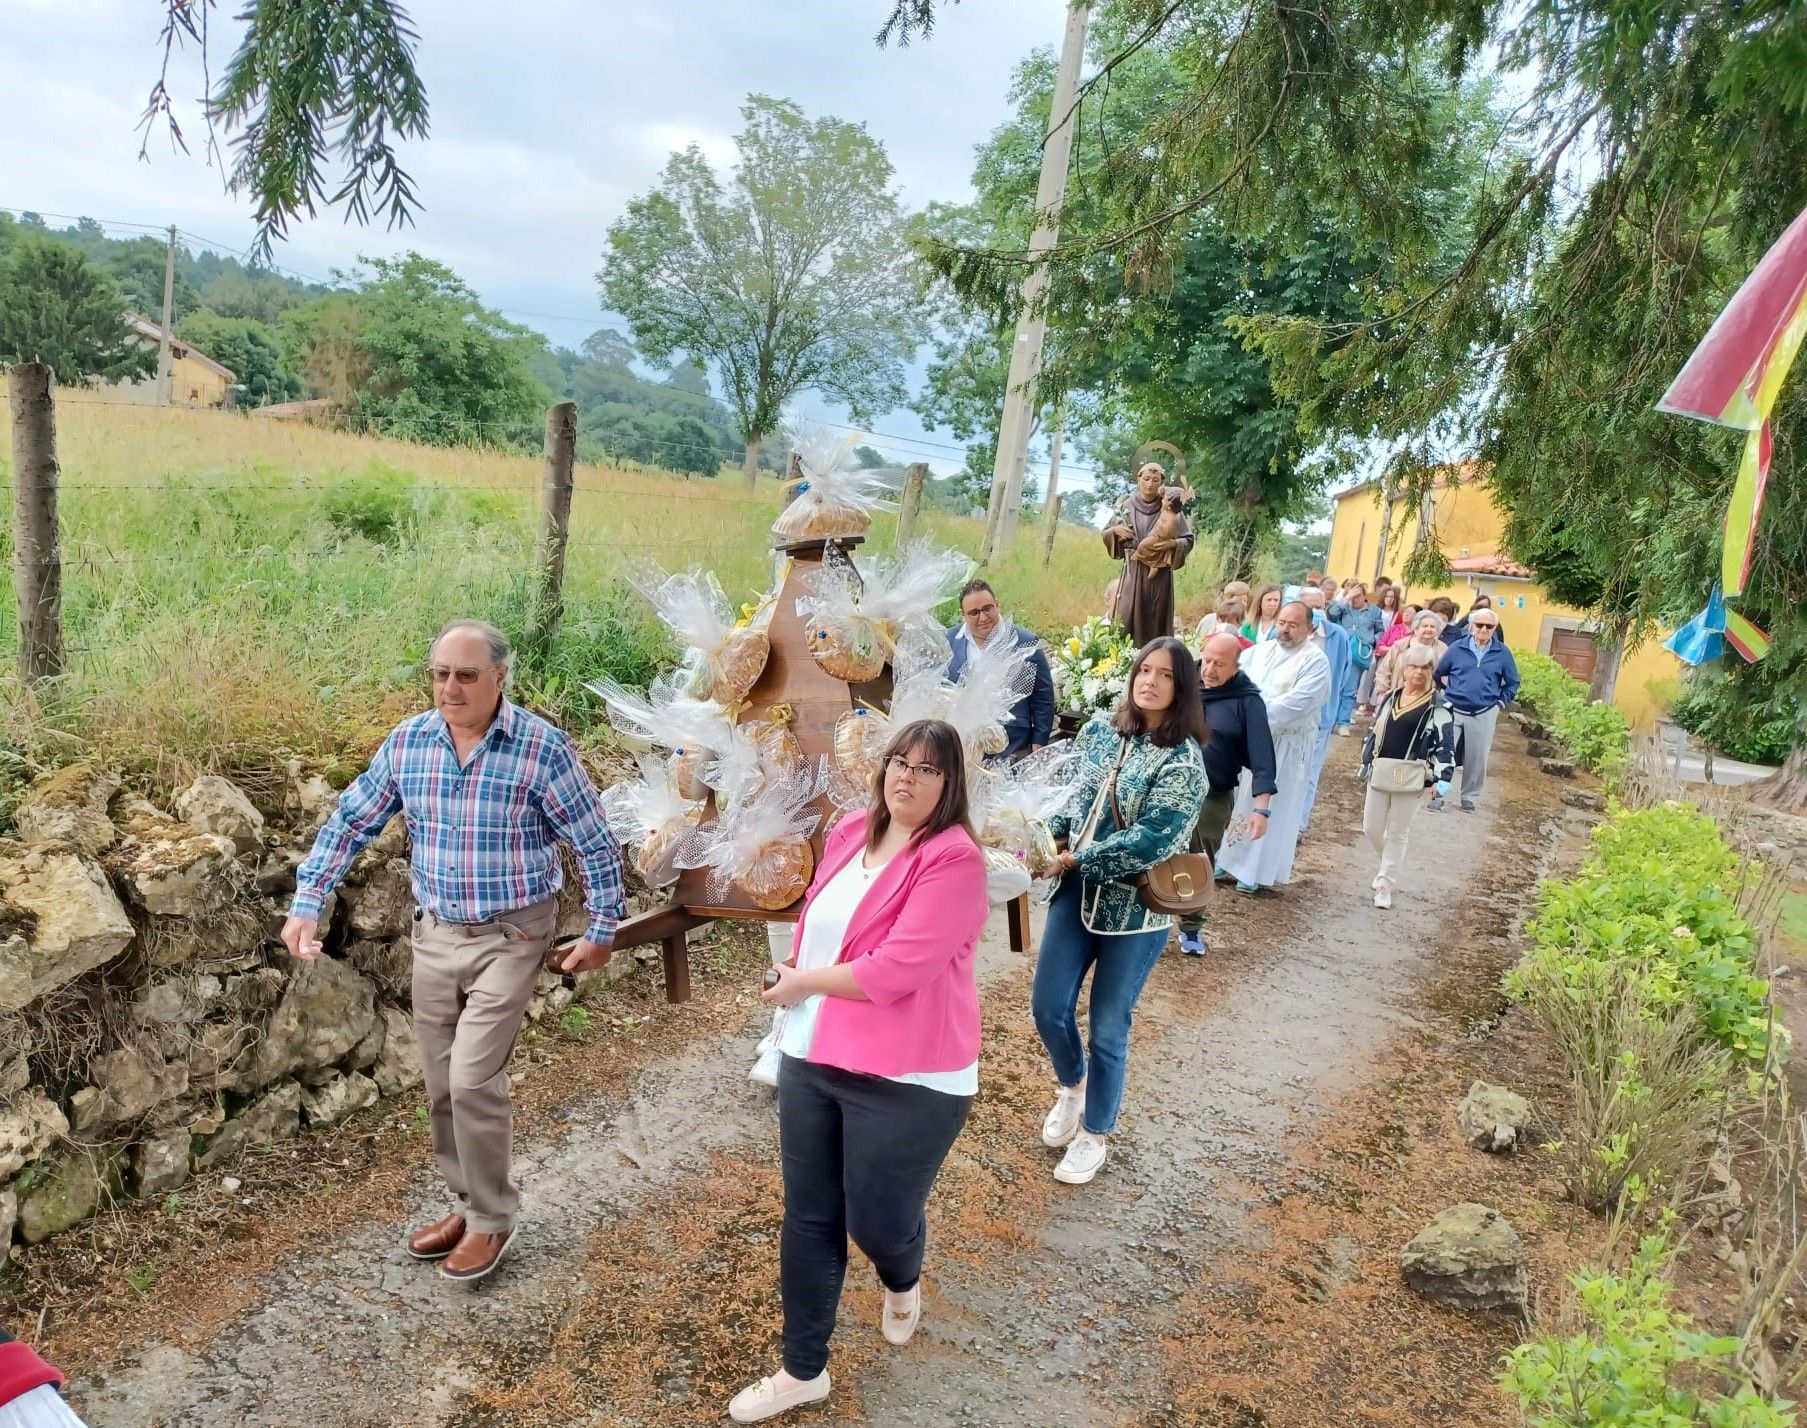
[1448,553,1533,579]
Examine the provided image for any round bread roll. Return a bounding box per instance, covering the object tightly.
[671,746,710,802]
[740,838,815,910]
[808,620,885,683]
[710,627,770,705]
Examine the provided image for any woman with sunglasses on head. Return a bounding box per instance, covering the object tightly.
[729,720,988,1424]
[1033,637,1207,1186]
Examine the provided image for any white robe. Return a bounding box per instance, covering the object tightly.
[1218,638,1332,888]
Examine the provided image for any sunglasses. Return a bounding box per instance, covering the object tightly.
[428,665,493,685]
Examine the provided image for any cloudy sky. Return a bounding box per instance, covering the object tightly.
[1,0,1088,479]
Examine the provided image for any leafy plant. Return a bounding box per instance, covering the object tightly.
[1516,650,1632,777]
[1502,1232,1796,1426]
[128,1262,160,1294]
[558,1005,593,1039]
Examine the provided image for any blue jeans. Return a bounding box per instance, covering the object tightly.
[1031,878,1169,1136]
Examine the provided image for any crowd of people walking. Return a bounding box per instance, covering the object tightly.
[248,543,1527,1425]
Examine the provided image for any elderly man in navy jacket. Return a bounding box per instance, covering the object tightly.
[1433,606,1520,812]
[945,579,1055,761]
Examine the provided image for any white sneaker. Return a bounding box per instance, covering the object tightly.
[748,1044,782,1089]
[1054,1131,1110,1184]
[1374,880,1393,910]
[881,1284,921,1345]
[1041,1083,1086,1148]
[728,1371,831,1423]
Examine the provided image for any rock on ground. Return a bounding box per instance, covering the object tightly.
[0,843,136,1012]
[0,1091,70,1181]
[12,765,121,855]
[300,1071,379,1126]
[219,957,379,1094]
[18,1147,119,1244]
[1457,1081,1532,1153]
[81,1045,192,1128]
[345,859,412,942]
[1400,1202,1526,1311]
[198,1082,302,1169]
[370,1006,422,1097]
[173,777,265,857]
[133,1128,192,1199]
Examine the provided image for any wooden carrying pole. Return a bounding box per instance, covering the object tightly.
[525,402,577,655]
[9,362,64,683]
[896,462,927,546]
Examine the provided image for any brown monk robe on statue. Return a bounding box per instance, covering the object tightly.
[1104,462,1195,649]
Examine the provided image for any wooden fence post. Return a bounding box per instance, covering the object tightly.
[525,402,577,656]
[1040,492,1062,568]
[896,462,927,547]
[9,362,64,683]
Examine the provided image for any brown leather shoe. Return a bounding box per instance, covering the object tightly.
[405,1212,466,1261]
[441,1227,516,1283]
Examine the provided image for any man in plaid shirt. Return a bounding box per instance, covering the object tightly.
[282,619,624,1283]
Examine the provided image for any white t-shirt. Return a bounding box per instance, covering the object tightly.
[778,851,978,1097]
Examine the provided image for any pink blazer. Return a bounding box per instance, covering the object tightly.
[791,810,987,1078]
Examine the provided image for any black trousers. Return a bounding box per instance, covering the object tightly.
[777,1056,972,1379]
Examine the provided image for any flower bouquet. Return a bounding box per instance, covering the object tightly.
[1050,616,1135,717]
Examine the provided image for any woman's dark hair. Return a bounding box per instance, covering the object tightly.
[1378,584,1402,610]
[1253,583,1284,619]
[865,719,974,852]
[1112,638,1209,749]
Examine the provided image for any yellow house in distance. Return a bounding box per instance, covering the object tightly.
[1325,463,1682,729]
[88,316,239,408]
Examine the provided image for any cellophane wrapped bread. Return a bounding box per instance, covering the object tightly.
[945,633,1038,765]
[796,541,971,683]
[748,704,805,779]
[598,756,704,888]
[981,844,1033,907]
[770,427,888,545]
[586,671,733,801]
[975,741,1080,881]
[675,761,827,910]
[629,564,773,706]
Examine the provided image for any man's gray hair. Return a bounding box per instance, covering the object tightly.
[431,619,513,682]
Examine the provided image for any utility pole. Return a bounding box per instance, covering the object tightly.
[155,225,177,406]
[1039,418,1065,526]
[985,0,1089,558]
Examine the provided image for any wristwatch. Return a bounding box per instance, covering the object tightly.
[1251,808,1270,818]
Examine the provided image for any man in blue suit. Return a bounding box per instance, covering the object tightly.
[945,579,1055,762]
[1297,585,1356,833]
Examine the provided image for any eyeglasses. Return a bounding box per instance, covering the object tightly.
[428,665,493,685]
[885,755,945,781]
[964,602,999,619]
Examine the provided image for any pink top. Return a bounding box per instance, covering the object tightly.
[791,810,987,1078]
[1377,613,1412,649]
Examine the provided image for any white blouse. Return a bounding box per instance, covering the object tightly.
[777,851,978,1097]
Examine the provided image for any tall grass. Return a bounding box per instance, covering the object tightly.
[0,400,1226,787]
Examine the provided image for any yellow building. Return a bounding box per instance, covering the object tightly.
[90,316,239,408]
[1326,464,1681,728]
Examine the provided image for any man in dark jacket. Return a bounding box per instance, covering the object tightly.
[1433,607,1520,812]
[1178,631,1277,955]
[945,579,1055,761]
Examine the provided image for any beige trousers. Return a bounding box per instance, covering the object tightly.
[1362,785,1422,887]
[410,896,558,1234]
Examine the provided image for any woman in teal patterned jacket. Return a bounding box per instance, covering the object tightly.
[1033,636,1207,1186]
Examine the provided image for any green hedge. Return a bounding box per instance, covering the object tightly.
[1506,802,1775,1070]
[1515,649,1631,777]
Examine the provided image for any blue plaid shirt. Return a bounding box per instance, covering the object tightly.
[291,700,626,944]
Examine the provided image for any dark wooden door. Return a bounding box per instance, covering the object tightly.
[1549,627,1598,682]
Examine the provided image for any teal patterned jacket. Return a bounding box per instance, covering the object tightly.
[1046,713,1207,934]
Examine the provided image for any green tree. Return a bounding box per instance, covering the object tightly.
[853,445,889,469]
[178,310,302,406]
[283,253,549,445]
[0,238,155,383]
[599,94,926,488]
[143,0,428,256]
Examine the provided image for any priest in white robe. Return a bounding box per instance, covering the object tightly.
[1218,601,1332,891]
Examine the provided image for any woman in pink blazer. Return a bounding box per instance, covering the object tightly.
[728,719,988,1425]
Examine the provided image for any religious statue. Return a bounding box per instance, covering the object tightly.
[1103,460,1195,649]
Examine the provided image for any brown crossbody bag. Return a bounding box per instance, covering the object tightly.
[1106,740,1212,917]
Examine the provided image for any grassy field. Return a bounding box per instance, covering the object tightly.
[0,398,1229,795]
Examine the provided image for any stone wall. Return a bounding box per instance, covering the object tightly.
[0,761,660,1253]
